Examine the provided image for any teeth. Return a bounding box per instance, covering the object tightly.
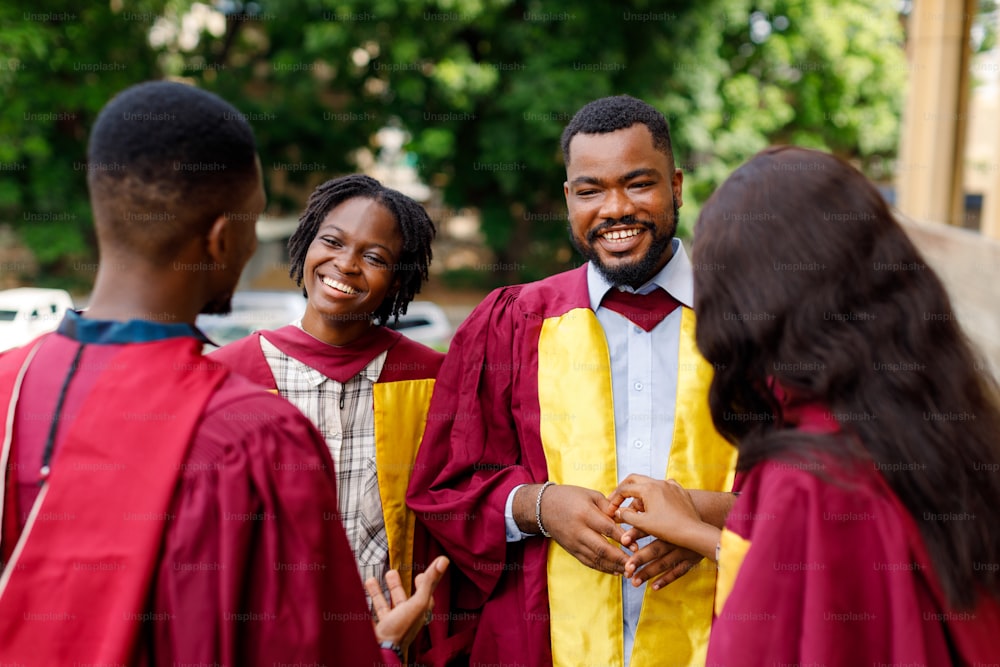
[322,276,358,294]
[603,228,641,241]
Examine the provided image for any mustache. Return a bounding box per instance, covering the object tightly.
[586,217,656,244]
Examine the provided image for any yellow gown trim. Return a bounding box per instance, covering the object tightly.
[373,378,436,596]
[537,307,736,667]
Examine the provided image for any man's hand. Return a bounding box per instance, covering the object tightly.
[621,540,704,591]
[368,555,449,651]
[513,483,629,575]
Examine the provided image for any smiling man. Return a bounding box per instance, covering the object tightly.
[408,95,739,667]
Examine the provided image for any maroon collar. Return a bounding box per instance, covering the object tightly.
[770,379,840,434]
[260,325,400,384]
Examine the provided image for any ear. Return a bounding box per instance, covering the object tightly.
[205,214,230,264]
[563,180,571,202]
[672,168,684,209]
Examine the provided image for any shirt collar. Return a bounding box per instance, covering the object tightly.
[57,309,211,345]
[587,238,694,310]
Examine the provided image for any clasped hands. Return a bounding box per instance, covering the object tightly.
[517,476,725,591]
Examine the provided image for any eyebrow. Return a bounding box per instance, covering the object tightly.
[319,224,397,256]
[569,167,662,187]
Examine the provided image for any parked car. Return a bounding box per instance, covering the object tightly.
[196,290,308,347]
[389,301,453,350]
[196,291,453,351]
[0,288,75,352]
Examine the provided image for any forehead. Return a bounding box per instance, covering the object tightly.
[318,197,402,246]
[565,124,671,180]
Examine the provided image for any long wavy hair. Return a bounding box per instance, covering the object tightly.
[692,145,1000,609]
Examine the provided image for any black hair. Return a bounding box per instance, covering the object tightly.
[561,95,674,165]
[287,174,435,326]
[86,80,259,263]
[693,145,1000,609]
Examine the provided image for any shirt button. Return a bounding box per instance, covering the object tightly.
[633,439,643,449]
[634,325,643,334]
[633,381,643,391]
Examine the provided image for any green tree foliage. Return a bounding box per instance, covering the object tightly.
[0,0,911,288]
[0,1,165,287]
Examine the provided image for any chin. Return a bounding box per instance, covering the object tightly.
[200,295,233,315]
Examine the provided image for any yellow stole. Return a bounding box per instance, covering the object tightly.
[537,307,736,667]
[373,378,436,596]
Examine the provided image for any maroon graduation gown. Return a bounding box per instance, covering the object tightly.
[0,329,396,665]
[710,410,1000,665]
[212,325,468,665]
[406,268,596,666]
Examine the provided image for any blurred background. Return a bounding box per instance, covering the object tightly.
[0,0,997,366]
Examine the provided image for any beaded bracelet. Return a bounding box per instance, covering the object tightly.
[535,480,556,538]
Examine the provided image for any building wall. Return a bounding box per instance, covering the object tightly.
[902,217,1000,378]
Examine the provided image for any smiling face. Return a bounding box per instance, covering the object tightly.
[564,124,683,287]
[300,196,403,345]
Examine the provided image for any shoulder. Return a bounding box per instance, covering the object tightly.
[731,456,894,540]
[517,265,589,317]
[187,372,324,465]
[383,333,445,380]
[209,333,276,388]
[208,332,263,368]
[461,266,588,329]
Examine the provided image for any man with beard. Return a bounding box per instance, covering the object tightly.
[0,80,446,666]
[407,95,738,667]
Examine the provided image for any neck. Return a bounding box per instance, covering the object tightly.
[300,308,376,347]
[83,258,200,325]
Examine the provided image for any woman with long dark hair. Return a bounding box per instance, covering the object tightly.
[609,146,1000,664]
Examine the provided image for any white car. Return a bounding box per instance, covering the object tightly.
[389,301,453,350]
[0,288,75,352]
[196,292,453,350]
[196,290,308,347]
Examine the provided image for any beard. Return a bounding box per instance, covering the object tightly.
[200,293,234,315]
[570,200,679,288]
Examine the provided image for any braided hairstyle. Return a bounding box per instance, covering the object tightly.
[287,174,435,326]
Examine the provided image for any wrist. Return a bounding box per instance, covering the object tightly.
[512,483,543,534]
[379,641,403,662]
[679,521,722,561]
[535,481,556,537]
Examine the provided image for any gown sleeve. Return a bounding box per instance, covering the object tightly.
[406,287,538,606]
[144,386,397,666]
[708,461,953,666]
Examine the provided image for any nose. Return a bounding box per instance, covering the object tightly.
[598,187,636,221]
[332,248,361,275]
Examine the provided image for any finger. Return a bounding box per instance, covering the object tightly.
[593,500,631,545]
[413,556,449,602]
[384,569,407,607]
[616,525,645,552]
[606,477,649,511]
[625,540,679,580]
[586,535,629,574]
[616,506,655,539]
[651,558,698,591]
[632,549,701,587]
[365,577,389,618]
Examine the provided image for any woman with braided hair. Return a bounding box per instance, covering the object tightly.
[213,175,457,661]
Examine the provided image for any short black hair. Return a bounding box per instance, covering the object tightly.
[287,174,435,326]
[560,95,674,165]
[87,80,258,263]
